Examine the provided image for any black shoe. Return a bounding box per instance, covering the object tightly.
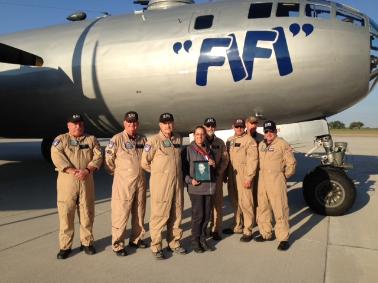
[80,245,96,255]
[129,239,149,249]
[57,249,71,260]
[211,232,222,241]
[114,248,127,256]
[222,228,234,235]
[192,244,204,254]
[254,234,274,242]
[168,246,187,255]
[277,241,290,251]
[200,240,215,252]
[152,250,165,260]
[240,234,253,242]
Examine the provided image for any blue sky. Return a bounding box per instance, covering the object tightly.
[0,0,377,127]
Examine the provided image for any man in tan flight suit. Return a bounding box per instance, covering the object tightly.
[225,119,258,242]
[246,116,264,144]
[105,111,148,257]
[255,120,296,251]
[51,114,103,260]
[203,117,229,241]
[141,113,186,260]
[246,116,264,218]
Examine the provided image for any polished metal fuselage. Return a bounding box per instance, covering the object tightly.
[0,0,372,138]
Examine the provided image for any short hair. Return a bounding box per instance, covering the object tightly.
[245,116,258,124]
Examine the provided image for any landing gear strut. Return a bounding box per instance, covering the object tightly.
[303,135,356,216]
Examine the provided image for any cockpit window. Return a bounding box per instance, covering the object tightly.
[305,3,331,20]
[194,15,214,30]
[276,3,300,17]
[336,9,365,27]
[248,3,273,19]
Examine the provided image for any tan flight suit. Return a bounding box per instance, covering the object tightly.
[141,131,183,253]
[105,132,147,252]
[51,133,103,250]
[257,137,296,241]
[227,133,258,236]
[207,136,229,234]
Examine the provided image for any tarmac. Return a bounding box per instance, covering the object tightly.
[0,136,377,283]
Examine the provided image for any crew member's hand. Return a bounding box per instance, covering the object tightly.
[65,168,78,175]
[244,180,252,189]
[208,159,216,167]
[192,179,201,186]
[74,169,90,181]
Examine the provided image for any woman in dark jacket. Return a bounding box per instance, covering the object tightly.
[183,126,216,253]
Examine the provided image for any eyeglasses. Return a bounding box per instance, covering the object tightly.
[204,124,216,128]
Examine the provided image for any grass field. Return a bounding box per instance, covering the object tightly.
[330,129,378,137]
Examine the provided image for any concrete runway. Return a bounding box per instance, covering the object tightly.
[0,137,377,283]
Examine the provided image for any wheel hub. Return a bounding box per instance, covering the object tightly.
[315,180,346,208]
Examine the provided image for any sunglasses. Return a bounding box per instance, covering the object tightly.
[204,124,216,128]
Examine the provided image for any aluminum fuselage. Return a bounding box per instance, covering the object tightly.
[0,0,373,138]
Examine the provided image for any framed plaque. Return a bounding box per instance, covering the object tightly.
[194,161,210,181]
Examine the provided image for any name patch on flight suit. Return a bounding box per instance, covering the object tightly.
[79,144,90,149]
[144,144,151,152]
[268,147,275,152]
[125,142,134,149]
[53,139,60,147]
[70,140,79,146]
[163,140,172,148]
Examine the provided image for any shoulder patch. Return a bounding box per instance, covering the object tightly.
[107,140,114,149]
[144,144,151,152]
[53,139,60,147]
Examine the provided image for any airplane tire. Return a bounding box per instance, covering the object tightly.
[303,166,356,216]
[41,138,54,163]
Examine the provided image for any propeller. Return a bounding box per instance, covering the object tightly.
[0,43,43,66]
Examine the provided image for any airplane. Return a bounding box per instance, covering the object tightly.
[0,0,377,216]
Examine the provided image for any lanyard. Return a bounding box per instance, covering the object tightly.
[193,144,211,161]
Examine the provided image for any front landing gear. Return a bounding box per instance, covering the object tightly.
[303,135,356,216]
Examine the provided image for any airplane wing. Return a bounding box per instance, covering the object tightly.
[0,43,43,66]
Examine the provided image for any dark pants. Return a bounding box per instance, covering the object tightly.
[189,194,212,243]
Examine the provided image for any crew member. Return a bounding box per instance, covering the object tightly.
[51,114,103,260]
[246,116,264,217]
[246,116,264,144]
[183,126,216,253]
[105,111,148,256]
[203,117,229,241]
[255,120,296,251]
[225,119,258,242]
[141,113,186,260]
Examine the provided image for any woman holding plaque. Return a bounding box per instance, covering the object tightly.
[183,126,216,253]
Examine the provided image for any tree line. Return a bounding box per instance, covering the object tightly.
[328,121,365,129]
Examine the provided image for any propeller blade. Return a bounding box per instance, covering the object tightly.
[0,43,43,66]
